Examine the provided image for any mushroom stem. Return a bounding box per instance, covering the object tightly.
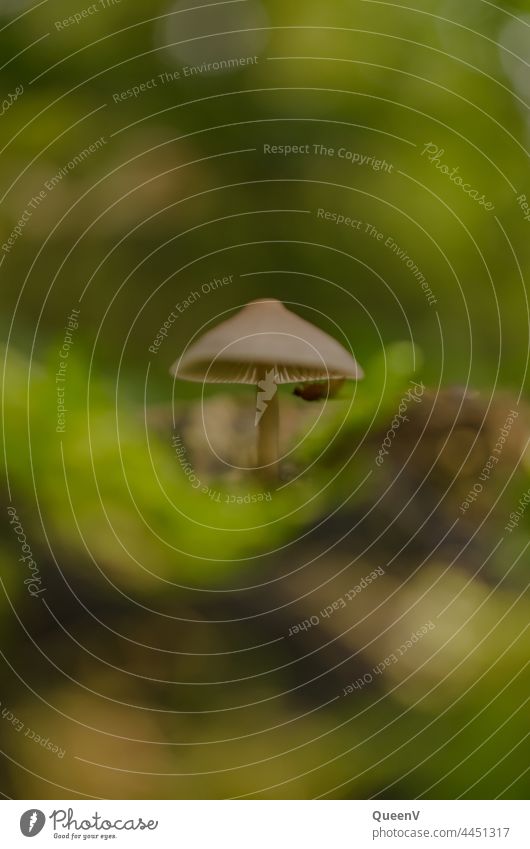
[256,372,280,478]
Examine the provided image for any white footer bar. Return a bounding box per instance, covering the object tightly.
[0,800,525,848]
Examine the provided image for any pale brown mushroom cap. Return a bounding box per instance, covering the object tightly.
[171,298,364,384]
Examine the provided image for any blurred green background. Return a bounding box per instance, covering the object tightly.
[0,0,529,799]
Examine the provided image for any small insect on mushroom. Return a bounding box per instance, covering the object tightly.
[170,299,363,479]
[293,378,345,402]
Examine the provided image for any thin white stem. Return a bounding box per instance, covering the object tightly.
[256,372,279,477]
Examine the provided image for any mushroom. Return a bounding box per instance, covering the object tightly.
[170,298,363,478]
[293,378,346,401]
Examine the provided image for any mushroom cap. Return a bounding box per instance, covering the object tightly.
[171,298,363,384]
